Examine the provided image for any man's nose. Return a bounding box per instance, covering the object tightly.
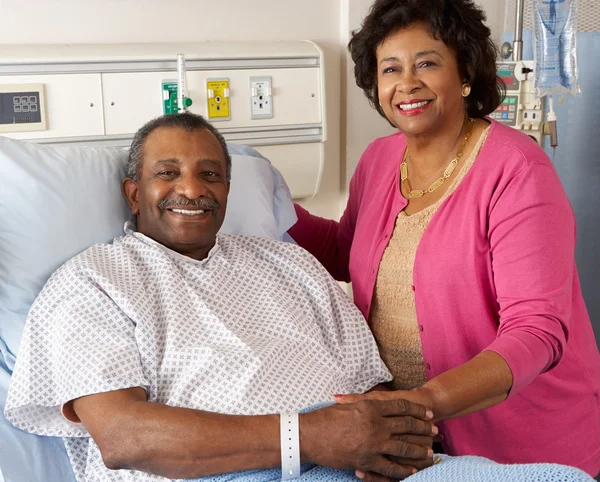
[174,174,208,200]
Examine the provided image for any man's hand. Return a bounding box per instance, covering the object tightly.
[300,399,437,480]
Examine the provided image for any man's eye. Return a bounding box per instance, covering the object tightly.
[158,170,177,177]
[203,171,220,177]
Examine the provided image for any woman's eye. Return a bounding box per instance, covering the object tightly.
[382,66,397,74]
[419,61,436,68]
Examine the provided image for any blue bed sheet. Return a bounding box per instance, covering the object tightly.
[0,361,76,482]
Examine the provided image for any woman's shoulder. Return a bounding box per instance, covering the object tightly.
[482,120,552,172]
[364,130,406,157]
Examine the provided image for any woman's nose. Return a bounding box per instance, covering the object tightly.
[396,70,422,94]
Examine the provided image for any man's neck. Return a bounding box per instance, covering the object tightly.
[135,230,217,261]
[174,242,217,261]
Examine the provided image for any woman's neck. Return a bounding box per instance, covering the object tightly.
[404,112,468,181]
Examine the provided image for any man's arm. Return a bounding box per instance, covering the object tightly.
[72,387,437,480]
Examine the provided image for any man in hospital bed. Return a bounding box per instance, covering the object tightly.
[4,112,437,482]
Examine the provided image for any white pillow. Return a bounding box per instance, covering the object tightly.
[0,135,296,370]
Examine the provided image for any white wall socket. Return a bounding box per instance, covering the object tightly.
[249,76,273,119]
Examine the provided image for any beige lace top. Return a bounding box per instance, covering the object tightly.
[369,126,490,390]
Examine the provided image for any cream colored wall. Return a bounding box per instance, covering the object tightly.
[0,0,343,221]
[0,0,506,223]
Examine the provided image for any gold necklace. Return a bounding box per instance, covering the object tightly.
[401,118,475,199]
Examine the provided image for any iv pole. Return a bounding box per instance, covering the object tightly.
[501,0,525,61]
[500,0,558,150]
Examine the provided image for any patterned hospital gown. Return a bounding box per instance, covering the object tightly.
[5,233,392,481]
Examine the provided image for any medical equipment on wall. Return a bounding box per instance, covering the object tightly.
[492,60,545,144]
[497,0,547,145]
[176,54,192,113]
[533,0,581,98]
[0,42,327,199]
[499,0,581,151]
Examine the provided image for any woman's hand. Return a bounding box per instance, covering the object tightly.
[334,388,437,419]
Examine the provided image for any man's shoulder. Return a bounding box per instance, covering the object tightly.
[219,234,318,266]
[53,234,143,281]
[30,235,144,313]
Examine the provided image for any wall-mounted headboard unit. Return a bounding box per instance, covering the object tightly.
[0,42,327,199]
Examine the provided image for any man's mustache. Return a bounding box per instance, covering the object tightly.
[158,196,220,210]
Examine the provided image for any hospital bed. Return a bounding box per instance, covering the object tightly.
[0,134,299,482]
[0,40,324,482]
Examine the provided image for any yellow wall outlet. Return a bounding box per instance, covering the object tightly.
[206,78,230,121]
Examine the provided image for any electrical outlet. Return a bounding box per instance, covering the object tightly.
[249,76,273,119]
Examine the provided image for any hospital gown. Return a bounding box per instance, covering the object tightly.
[5,232,392,482]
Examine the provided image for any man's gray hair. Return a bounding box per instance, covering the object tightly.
[127,112,232,182]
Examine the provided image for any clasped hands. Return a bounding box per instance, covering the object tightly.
[300,388,438,482]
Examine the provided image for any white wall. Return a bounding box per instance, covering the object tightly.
[480,0,507,44]
[340,0,397,193]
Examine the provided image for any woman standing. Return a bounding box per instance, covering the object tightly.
[289,0,600,478]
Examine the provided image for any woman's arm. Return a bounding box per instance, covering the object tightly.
[420,351,512,419]
[288,149,369,281]
[336,350,512,421]
[288,204,352,281]
[483,162,575,394]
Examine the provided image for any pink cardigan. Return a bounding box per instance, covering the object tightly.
[289,120,600,476]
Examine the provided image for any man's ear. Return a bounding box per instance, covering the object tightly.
[122,178,140,215]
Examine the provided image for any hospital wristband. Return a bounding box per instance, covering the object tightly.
[280,413,300,480]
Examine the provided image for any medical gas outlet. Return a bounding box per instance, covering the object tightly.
[206,78,230,121]
[162,81,193,115]
[249,76,273,119]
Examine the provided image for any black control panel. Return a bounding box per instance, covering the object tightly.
[0,91,42,125]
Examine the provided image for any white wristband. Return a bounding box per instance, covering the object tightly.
[280,413,300,480]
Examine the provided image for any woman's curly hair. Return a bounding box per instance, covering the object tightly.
[349,0,505,121]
